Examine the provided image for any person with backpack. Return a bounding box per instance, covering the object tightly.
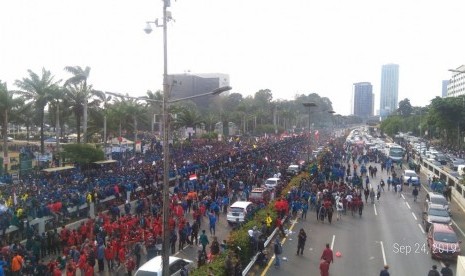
[297,228,307,255]
[440,262,453,276]
[274,237,282,268]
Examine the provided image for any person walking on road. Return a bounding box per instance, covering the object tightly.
[441,262,453,276]
[379,265,390,276]
[396,183,402,197]
[208,211,217,236]
[199,230,209,254]
[296,228,307,255]
[412,186,419,202]
[369,188,375,204]
[274,237,282,268]
[320,243,334,267]
[319,257,330,276]
[428,265,440,276]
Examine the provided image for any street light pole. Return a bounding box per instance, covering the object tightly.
[106,85,231,276]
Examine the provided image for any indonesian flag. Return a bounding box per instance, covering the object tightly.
[189,174,197,181]
[314,130,319,139]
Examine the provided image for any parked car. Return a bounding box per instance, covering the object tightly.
[427,223,461,260]
[434,154,449,165]
[449,159,465,171]
[135,256,194,276]
[249,187,271,205]
[264,177,281,190]
[402,170,420,186]
[286,164,301,175]
[422,205,451,231]
[425,192,450,214]
[227,201,255,225]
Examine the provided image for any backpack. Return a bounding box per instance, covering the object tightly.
[134,243,141,255]
[275,243,282,254]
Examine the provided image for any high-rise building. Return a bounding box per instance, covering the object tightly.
[353,82,374,118]
[167,73,230,108]
[442,80,449,97]
[447,65,465,97]
[379,64,399,119]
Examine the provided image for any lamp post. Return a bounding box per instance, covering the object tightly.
[106,85,231,275]
[302,102,317,162]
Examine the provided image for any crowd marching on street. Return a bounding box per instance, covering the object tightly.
[0,127,458,276]
[0,133,312,275]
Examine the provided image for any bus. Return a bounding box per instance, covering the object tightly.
[384,143,404,163]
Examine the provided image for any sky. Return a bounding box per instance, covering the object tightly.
[1,0,464,116]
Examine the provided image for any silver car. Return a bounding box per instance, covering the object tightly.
[423,205,451,231]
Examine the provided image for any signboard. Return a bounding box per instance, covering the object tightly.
[3,157,9,165]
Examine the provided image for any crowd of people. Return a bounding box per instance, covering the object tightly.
[0,133,309,275]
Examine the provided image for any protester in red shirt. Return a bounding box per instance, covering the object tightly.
[320,257,330,276]
[320,244,334,266]
[105,243,115,271]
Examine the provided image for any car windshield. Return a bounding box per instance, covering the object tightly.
[249,192,262,199]
[428,208,449,217]
[434,232,458,243]
[230,207,244,213]
[405,172,417,177]
[431,197,448,206]
[265,180,277,185]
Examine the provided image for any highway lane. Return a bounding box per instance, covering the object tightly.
[261,162,463,275]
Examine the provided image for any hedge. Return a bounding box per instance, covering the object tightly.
[190,170,314,276]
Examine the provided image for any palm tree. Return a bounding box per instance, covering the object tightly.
[0,81,23,173]
[65,83,94,143]
[13,102,35,141]
[15,68,61,154]
[64,66,92,143]
[173,106,203,139]
[145,90,164,133]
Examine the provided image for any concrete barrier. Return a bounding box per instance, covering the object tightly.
[413,156,465,209]
[242,216,287,276]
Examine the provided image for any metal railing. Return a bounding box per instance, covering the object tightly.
[242,216,287,276]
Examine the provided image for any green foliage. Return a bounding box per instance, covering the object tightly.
[380,115,403,136]
[62,143,104,165]
[189,174,312,276]
[200,132,218,140]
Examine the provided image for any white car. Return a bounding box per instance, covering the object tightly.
[264,177,281,190]
[402,170,420,186]
[135,256,193,276]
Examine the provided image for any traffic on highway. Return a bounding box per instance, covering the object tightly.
[257,127,465,276]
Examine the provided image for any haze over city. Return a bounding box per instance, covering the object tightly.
[1,0,464,115]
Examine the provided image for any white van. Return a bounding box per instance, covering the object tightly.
[227,201,254,225]
[264,177,281,190]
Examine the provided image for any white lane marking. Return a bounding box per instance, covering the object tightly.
[411,212,417,220]
[418,224,425,234]
[331,235,335,250]
[406,202,411,209]
[380,241,387,265]
[374,204,378,216]
[401,194,405,200]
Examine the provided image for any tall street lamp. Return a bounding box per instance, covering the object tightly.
[106,85,231,275]
[302,102,317,162]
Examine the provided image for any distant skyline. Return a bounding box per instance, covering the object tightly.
[1,0,464,115]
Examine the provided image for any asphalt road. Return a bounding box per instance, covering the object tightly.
[260,162,465,276]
